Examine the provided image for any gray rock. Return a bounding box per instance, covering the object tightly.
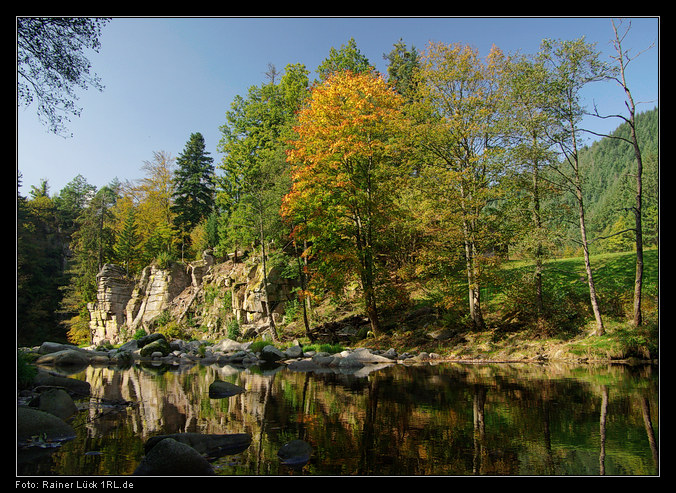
[140,338,171,357]
[32,370,91,396]
[287,359,321,372]
[384,348,398,359]
[38,342,81,354]
[118,339,139,352]
[109,349,134,365]
[133,438,215,476]
[260,345,285,362]
[17,407,77,446]
[136,332,166,348]
[35,349,89,367]
[338,357,365,369]
[311,355,336,366]
[144,433,252,457]
[37,388,78,420]
[284,345,303,359]
[342,347,393,364]
[212,338,250,353]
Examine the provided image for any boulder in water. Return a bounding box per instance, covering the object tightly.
[144,432,252,458]
[36,388,78,420]
[17,407,77,447]
[133,438,215,476]
[208,380,245,398]
[278,439,312,469]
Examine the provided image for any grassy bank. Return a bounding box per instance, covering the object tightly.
[304,249,659,363]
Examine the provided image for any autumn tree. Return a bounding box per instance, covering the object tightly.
[130,151,177,264]
[283,70,408,336]
[409,42,509,330]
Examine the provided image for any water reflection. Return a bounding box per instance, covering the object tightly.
[18,361,658,476]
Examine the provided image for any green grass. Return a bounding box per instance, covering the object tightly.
[252,249,659,362]
[488,248,658,324]
[367,248,659,361]
[301,343,345,354]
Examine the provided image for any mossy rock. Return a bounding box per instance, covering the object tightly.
[139,338,172,357]
[17,407,77,447]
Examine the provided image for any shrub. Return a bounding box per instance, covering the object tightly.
[155,251,176,270]
[133,328,148,340]
[17,351,37,390]
[158,320,192,341]
[226,318,240,340]
[302,343,344,354]
[248,340,269,353]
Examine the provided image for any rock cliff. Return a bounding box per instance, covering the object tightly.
[88,254,298,346]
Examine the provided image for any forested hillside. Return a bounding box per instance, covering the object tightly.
[17,38,659,348]
[569,106,658,254]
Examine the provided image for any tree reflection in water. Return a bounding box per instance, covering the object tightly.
[18,361,658,476]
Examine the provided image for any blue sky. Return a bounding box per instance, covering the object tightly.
[17,16,659,196]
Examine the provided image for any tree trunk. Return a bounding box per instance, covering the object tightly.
[532,159,545,325]
[294,239,314,342]
[569,120,604,335]
[259,219,278,343]
[629,113,644,327]
[461,192,485,330]
[355,211,381,336]
[611,18,646,327]
[576,186,604,335]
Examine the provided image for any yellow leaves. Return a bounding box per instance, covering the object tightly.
[284,70,406,226]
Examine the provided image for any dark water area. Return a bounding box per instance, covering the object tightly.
[17,360,658,477]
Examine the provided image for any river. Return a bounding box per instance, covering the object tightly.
[17,360,658,476]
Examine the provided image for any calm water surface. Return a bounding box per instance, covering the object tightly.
[18,360,658,476]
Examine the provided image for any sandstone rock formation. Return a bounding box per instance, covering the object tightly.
[87,256,298,346]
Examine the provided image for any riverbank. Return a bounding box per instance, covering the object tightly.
[287,249,659,365]
[354,324,658,365]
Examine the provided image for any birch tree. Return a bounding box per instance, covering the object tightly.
[538,37,611,335]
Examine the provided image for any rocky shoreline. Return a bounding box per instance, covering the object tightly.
[22,333,442,373]
[17,333,438,475]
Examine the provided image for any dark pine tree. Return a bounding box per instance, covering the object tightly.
[171,132,215,259]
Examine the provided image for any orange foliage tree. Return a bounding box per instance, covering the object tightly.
[282,71,409,335]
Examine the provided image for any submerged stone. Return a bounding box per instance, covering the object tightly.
[134,438,215,476]
[208,380,245,398]
[17,407,77,447]
[278,439,312,469]
[145,432,252,457]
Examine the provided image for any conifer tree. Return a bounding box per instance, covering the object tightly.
[115,208,140,275]
[171,132,215,259]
